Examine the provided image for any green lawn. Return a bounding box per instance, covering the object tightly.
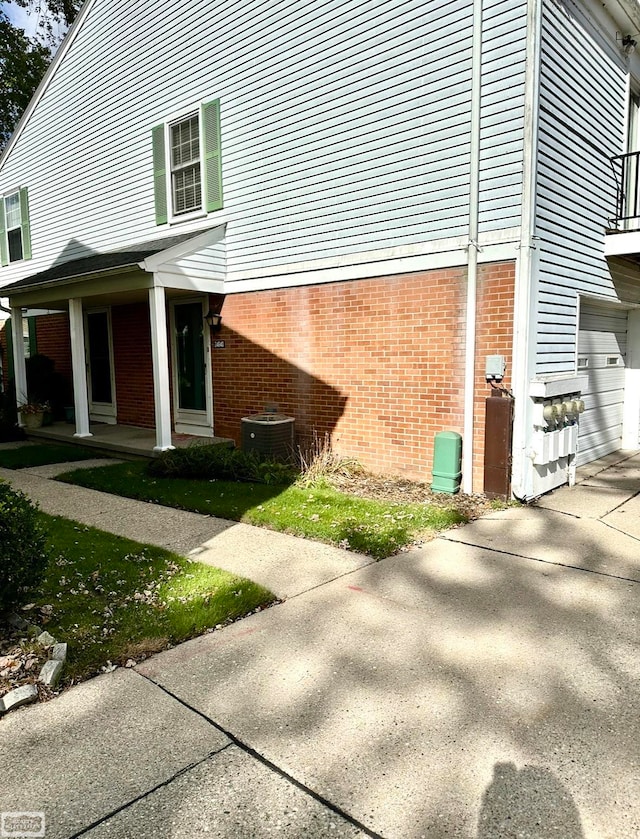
[58,461,466,559]
[0,444,100,470]
[34,513,274,682]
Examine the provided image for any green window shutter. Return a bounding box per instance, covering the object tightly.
[202,100,223,212]
[0,200,7,267]
[5,318,14,381]
[152,124,168,225]
[28,316,37,356]
[19,187,31,260]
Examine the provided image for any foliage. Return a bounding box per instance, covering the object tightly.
[0,390,24,442]
[17,400,50,415]
[13,0,81,33]
[149,443,296,486]
[0,10,51,148]
[0,443,99,470]
[1,0,81,149]
[24,353,69,418]
[35,514,274,681]
[58,461,467,559]
[0,481,49,612]
[296,431,361,487]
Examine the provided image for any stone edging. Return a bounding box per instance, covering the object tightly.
[0,619,68,716]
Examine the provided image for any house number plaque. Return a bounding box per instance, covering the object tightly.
[213,340,226,349]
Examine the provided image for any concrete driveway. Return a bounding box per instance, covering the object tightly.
[1,453,639,838]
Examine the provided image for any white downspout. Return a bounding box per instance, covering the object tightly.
[462,0,483,494]
[510,0,542,500]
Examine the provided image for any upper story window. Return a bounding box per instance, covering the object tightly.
[170,114,202,214]
[0,187,32,265]
[152,100,223,225]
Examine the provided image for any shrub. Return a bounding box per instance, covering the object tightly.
[0,389,24,442]
[25,354,70,420]
[148,443,296,485]
[0,482,50,613]
[296,431,361,487]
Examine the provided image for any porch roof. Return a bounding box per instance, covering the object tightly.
[2,229,216,296]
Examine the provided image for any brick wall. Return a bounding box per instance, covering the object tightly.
[0,261,515,490]
[112,303,155,428]
[473,262,515,490]
[212,261,515,490]
[0,313,73,395]
[35,313,72,385]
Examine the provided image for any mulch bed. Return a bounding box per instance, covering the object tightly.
[327,470,498,521]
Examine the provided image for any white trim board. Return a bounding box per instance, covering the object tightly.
[604,231,640,256]
[224,240,520,294]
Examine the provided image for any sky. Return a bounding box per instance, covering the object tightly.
[1,0,66,43]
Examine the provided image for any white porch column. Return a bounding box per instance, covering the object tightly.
[68,298,92,438]
[148,285,174,451]
[10,307,28,425]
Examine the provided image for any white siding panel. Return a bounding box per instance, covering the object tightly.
[534,0,634,374]
[478,0,526,234]
[163,243,226,282]
[0,0,527,288]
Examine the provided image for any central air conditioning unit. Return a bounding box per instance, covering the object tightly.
[241,412,295,460]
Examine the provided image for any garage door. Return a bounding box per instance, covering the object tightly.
[577,302,628,466]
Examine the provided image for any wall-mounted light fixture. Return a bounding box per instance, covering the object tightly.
[620,33,637,55]
[204,309,223,332]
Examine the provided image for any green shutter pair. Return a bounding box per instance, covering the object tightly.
[0,187,32,266]
[152,99,223,226]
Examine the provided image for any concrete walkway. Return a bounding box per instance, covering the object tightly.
[1,454,639,838]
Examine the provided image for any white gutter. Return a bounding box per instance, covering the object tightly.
[462,0,483,494]
[510,0,543,500]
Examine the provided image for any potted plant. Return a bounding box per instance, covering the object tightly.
[17,401,50,430]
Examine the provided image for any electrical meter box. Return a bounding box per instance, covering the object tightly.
[485,355,506,382]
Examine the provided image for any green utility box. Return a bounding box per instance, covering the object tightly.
[431,431,462,494]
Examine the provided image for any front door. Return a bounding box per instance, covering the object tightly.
[170,298,213,436]
[85,308,116,423]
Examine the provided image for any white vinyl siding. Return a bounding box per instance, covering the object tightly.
[534,0,636,375]
[0,0,526,287]
[478,0,526,233]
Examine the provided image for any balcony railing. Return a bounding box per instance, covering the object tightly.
[611,151,640,229]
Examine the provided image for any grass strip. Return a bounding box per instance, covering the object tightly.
[0,444,100,470]
[58,462,467,559]
[32,513,275,682]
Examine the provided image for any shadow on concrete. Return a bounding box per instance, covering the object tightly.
[477,762,584,838]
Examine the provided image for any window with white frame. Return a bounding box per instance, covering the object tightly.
[5,192,23,261]
[170,114,202,215]
[152,100,223,225]
[1,188,31,265]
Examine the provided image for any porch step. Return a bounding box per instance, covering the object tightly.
[25,422,234,460]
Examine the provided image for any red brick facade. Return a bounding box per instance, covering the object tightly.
[34,313,72,385]
[112,303,155,428]
[1,314,73,395]
[213,261,515,489]
[1,261,515,490]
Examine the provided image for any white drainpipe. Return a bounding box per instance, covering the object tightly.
[462,0,483,494]
[510,0,542,500]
